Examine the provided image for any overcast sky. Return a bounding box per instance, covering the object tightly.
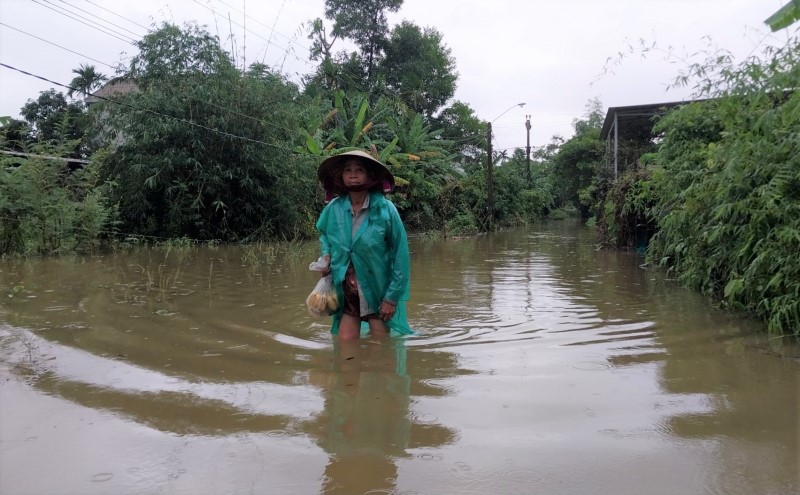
[0,0,791,150]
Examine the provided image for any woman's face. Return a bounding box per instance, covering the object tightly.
[342,160,369,189]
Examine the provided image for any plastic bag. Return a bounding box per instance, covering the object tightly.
[308,256,329,272]
[306,256,339,317]
[306,276,338,316]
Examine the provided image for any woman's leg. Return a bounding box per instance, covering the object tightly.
[338,313,361,340]
[367,318,389,338]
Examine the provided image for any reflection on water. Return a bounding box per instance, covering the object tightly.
[306,339,455,494]
[1,220,798,495]
[312,340,410,494]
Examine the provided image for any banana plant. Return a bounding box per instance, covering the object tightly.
[296,91,389,158]
[384,112,454,179]
[326,91,391,148]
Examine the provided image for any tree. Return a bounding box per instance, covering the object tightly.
[101,23,316,241]
[550,99,606,215]
[303,50,369,97]
[572,97,604,134]
[0,117,32,152]
[432,100,484,169]
[323,0,403,84]
[379,21,458,118]
[20,89,88,153]
[382,110,454,229]
[67,64,108,99]
[306,18,339,62]
[127,22,233,89]
[21,89,70,138]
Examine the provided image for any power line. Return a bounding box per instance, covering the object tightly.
[40,0,316,78]
[31,0,138,45]
[78,0,312,71]
[0,22,120,70]
[82,0,152,31]
[0,62,292,151]
[3,22,309,138]
[56,0,145,39]
[1,60,525,171]
[2,14,488,155]
[197,95,302,136]
[13,1,429,122]
[191,0,315,71]
[0,23,303,137]
[19,0,478,130]
[212,0,312,53]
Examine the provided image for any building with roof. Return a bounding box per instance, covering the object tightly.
[85,79,138,106]
[600,99,705,178]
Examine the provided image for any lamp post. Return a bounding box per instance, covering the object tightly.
[487,102,526,230]
[525,114,532,185]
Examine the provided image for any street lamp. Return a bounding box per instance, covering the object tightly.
[487,102,526,230]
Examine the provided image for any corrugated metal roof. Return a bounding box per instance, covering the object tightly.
[601,98,710,178]
[599,100,696,140]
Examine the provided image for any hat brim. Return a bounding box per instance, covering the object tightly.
[317,150,395,195]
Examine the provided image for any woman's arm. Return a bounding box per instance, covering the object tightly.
[382,202,410,304]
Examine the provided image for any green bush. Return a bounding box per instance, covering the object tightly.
[445,212,479,236]
[0,152,114,256]
[597,169,656,249]
[647,39,800,336]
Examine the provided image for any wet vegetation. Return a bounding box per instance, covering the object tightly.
[596,36,800,337]
[644,42,800,336]
[1,4,555,252]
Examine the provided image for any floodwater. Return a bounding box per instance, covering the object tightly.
[0,220,798,495]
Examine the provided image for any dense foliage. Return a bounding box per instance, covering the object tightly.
[595,167,656,250]
[1,14,553,254]
[0,144,113,255]
[644,40,800,336]
[380,21,458,118]
[100,24,316,241]
[19,90,89,158]
[322,0,402,82]
[549,98,605,218]
[591,36,800,336]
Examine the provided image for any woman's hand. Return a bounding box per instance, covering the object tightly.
[320,254,331,277]
[379,300,396,321]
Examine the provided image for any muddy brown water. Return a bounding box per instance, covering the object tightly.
[1,220,798,495]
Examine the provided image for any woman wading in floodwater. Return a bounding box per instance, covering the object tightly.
[315,150,413,340]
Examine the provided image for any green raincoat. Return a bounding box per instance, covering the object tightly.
[316,191,413,336]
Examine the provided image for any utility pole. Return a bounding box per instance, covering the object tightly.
[525,115,532,185]
[487,122,494,230]
[486,102,525,231]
